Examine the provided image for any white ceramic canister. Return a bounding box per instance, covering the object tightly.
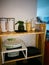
[8,19,15,32]
[1,18,7,32]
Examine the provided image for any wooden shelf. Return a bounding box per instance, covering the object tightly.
[4,54,42,64]
[0,31,44,37]
[0,23,46,65]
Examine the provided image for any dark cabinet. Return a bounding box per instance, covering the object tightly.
[44,40,49,65]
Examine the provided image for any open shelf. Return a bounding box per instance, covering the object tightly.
[1,45,42,64]
[4,53,42,64]
[0,31,44,37]
[0,23,46,65]
[4,51,26,63]
[1,43,27,64]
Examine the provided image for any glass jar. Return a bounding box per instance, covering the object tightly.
[26,20,32,32]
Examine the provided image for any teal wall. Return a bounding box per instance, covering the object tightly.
[37,0,49,17]
[37,0,49,30]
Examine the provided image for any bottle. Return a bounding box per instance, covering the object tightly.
[26,19,32,32]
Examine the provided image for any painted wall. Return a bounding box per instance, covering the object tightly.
[37,0,49,17]
[37,0,49,30]
[0,0,37,47]
[0,0,37,21]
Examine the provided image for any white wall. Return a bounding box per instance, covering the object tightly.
[0,0,37,47]
[0,0,37,21]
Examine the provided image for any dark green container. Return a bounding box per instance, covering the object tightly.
[15,21,24,31]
